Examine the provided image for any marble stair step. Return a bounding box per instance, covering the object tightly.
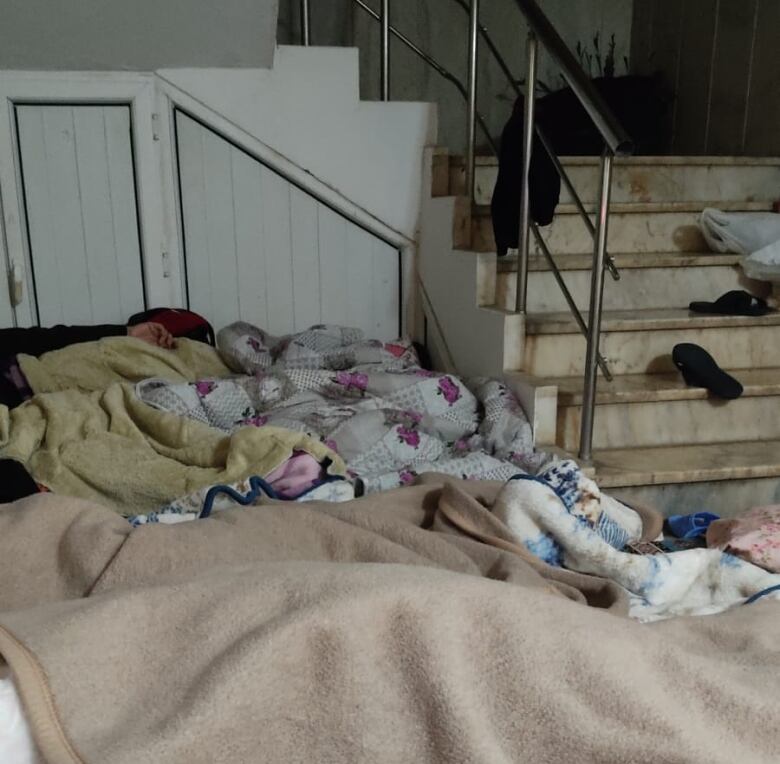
[604,477,780,519]
[591,439,780,490]
[550,369,780,450]
[552,368,780,405]
[495,252,768,313]
[467,201,775,255]
[445,154,780,207]
[522,308,780,377]
[500,251,745,273]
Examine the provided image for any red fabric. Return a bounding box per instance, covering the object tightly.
[129,308,214,345]
[148,310,205,337]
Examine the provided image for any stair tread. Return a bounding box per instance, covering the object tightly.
[462,154,780,168]
[547,368,780,406]
[473,200,774,216]
[526,307,780,335]
[592,439,780,488]
[498,251,744,273]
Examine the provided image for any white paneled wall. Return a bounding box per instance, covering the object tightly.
[176,111,400,339]
[15,104,145,325]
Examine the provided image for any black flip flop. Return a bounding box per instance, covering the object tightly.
[689,290,770,316]
[672,343,743,399]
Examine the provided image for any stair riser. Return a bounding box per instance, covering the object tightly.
[497,265,766,313]
[523,324,780,377]
[470,163,780,206]
[606,477,780,518]
[558,395,780,451]
[473,210,712,254]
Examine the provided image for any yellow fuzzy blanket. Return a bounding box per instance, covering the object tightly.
[0,383,343,515]
[2,338,344,514]
[18,336,230,394]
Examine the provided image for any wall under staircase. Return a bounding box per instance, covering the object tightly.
[162,46,437,241]
[419,149,780,516]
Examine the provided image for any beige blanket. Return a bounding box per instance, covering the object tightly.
[0,483,778,764]
[18,336,230,394]
[0,383,343,515]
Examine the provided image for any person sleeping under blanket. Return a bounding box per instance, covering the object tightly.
[0,320,174,504]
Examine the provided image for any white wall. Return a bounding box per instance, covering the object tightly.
[0,0,279,70]
[278,0,633,155]
[175,110,401,337]
[161,46,437,241]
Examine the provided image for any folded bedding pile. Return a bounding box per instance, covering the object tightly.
[0,482,778,763]
[133,322,552,521]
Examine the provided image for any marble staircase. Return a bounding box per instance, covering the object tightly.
[423,150,780,516]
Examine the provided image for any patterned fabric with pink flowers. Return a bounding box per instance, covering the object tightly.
[706,505,780,574]
[136,323,553,498]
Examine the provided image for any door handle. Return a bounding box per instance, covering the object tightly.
[9,262,23,306]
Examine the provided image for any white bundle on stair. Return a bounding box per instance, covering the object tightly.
[699,207,780,283]
[741,240,780,283]
[699,207,780,254]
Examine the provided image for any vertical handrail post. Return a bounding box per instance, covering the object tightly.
[514,31,537,313]
[465,0,480,201]
[380,0,390,100]
[300,0,311,45]
[579,150,614,463]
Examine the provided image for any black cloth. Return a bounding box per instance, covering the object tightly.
[490,75,670,257]
[0,459,38,504]
[0,324,126,410]
[0,374,24,410]
[0,324,126,359]
[535,75,670,157]
[491,95,561,257]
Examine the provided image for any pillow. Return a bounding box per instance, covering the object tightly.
[706,505,780,573]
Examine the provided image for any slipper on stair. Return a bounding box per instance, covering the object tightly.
[672,343,743,399]
[689,289,770,316]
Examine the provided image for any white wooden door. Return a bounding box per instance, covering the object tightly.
[0,232,14,327]
[15,104,146,325]
[175,111,401,339]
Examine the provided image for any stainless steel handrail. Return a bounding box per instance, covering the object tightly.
[579,151,614,462]
[464,0,479,199]
[445,0,620,282]
[512,0,634,156]
[508,0,632,462]
[312,0,634,463]
[352,0,498,154]
[300,0,310,45]
[515,31,537,314]
[380,0,390,100]
[531,225,612,381]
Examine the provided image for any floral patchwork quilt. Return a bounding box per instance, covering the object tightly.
[136,323,553,496]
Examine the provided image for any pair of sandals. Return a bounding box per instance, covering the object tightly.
[673,291,773,400]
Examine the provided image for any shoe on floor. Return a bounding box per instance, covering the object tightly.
[689,289,770,316]
[672,343,743,399]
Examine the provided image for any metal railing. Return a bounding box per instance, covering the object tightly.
[300,0,310,45]
[299,0,634,463]
[510,0,633,461]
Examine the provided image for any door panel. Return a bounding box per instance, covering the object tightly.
[176,111,401,339]
[0,258,14,328]
[16,104,145,325]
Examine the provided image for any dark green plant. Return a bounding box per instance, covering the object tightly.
[574,32,628,80]
[498,31,630,102]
